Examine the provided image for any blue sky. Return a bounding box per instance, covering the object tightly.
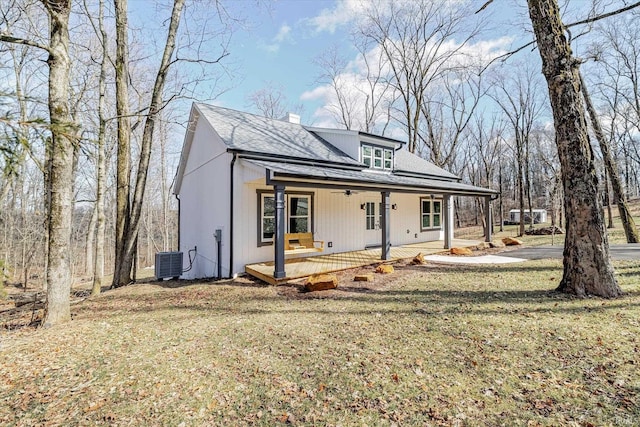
[211,0,530,127]
[215,0,358,122]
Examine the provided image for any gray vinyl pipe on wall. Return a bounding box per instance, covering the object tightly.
[229,153,237,279]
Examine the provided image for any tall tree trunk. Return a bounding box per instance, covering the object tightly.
[527,0,620,298]
[516,136,526,236]
[92,0,107,296]
[85,205,96,275]
[524,138,534,228]
[112,0,132,288]
[160,117,169,251]
[113,0,185,287]
[42,0,75,326]
[498,160,504,232]
[580,72,639,242]
[604,170,614,229]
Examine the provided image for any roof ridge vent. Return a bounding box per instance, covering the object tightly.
[280,112,300,124]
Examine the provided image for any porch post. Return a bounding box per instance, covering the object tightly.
[381,191,391,260]
[485,196,492,243]
[273,185,286,279]
[443,194,453,249]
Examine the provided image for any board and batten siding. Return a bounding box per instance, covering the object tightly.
[178,118,231,280]
[182,151,449,278]
[233,162,276,271]
[315,190,442,254]
[234,181,446,270]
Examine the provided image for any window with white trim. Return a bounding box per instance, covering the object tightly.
[365,202,383,230]
[288,196,309,234]
[259,192,312,245]
[261,194,276,242]
[361,144,393,170]
[373,147,383,168]
[421,198,442,231]
[365,202,376,230]
[362,145,372,167]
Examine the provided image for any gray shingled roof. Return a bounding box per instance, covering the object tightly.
[195,103,360,166]
[246,159,498,196]
[393,150,459,180]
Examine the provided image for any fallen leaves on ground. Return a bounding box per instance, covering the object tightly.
[1,260,639,425]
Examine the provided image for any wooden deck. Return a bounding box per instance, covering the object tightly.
[245,239,480,285]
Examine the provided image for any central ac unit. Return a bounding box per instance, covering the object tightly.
[155,251,183,279]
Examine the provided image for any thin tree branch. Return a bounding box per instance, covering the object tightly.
[0,33,50,53]
[481,2,640,72]
[475,0,494,14]
[567,1,640,27]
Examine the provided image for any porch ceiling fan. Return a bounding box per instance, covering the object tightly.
[331,189,360,197]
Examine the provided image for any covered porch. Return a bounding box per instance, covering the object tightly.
[245,239,480,285]
[241,158,498,284]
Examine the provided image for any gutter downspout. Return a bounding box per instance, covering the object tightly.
[229,153,237,279]
[175,194,180,250]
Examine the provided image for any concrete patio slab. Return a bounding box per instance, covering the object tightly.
[423,254,527,264]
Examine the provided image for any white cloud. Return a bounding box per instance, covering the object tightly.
[306,0,368,34]
[274,24,292,43]
[259,23,294,53]
[300,35,513,132]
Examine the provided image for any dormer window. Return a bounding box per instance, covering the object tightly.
[361,144,393,170]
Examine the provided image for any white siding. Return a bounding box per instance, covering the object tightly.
[234,162,274,270]
[180,133,447,276]
[178,118,231,279]
[311,130,360,160]
[243,188,445,262]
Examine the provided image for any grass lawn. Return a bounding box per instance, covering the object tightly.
[2,259,639,426]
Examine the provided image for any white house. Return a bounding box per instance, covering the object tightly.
[173,104,498,281]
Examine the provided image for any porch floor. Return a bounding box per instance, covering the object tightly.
[245,239,480,285]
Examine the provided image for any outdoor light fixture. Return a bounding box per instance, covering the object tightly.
[392,204,397,210]
[430,194,435,199]
[360,203,366,210]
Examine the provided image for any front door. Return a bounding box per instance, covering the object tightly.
[364,201,382,247]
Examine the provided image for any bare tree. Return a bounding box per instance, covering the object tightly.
[112,0,132,287]
[113,0,187,287]
[246,82,289,119]
[1,0,78,324]
[419,68,484,169]
[588,11,640,208]
[313,45,358,129]
[580,71,639,242]
[81,0,109,295]
[465,113,504,237]
[358,0,482,153]
[313,39,392,133]
[532,128,562,229]
[490,63,545,236]
[527,0,620,298]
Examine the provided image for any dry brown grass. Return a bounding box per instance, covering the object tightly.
[1,258,639,426]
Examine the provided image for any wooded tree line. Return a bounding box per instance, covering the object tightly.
[249,2,640,238]
[277,1,640,234]
[1,0,638,325]
[0,0,233,325]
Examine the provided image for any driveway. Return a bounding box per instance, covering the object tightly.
[501,244,640,261]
